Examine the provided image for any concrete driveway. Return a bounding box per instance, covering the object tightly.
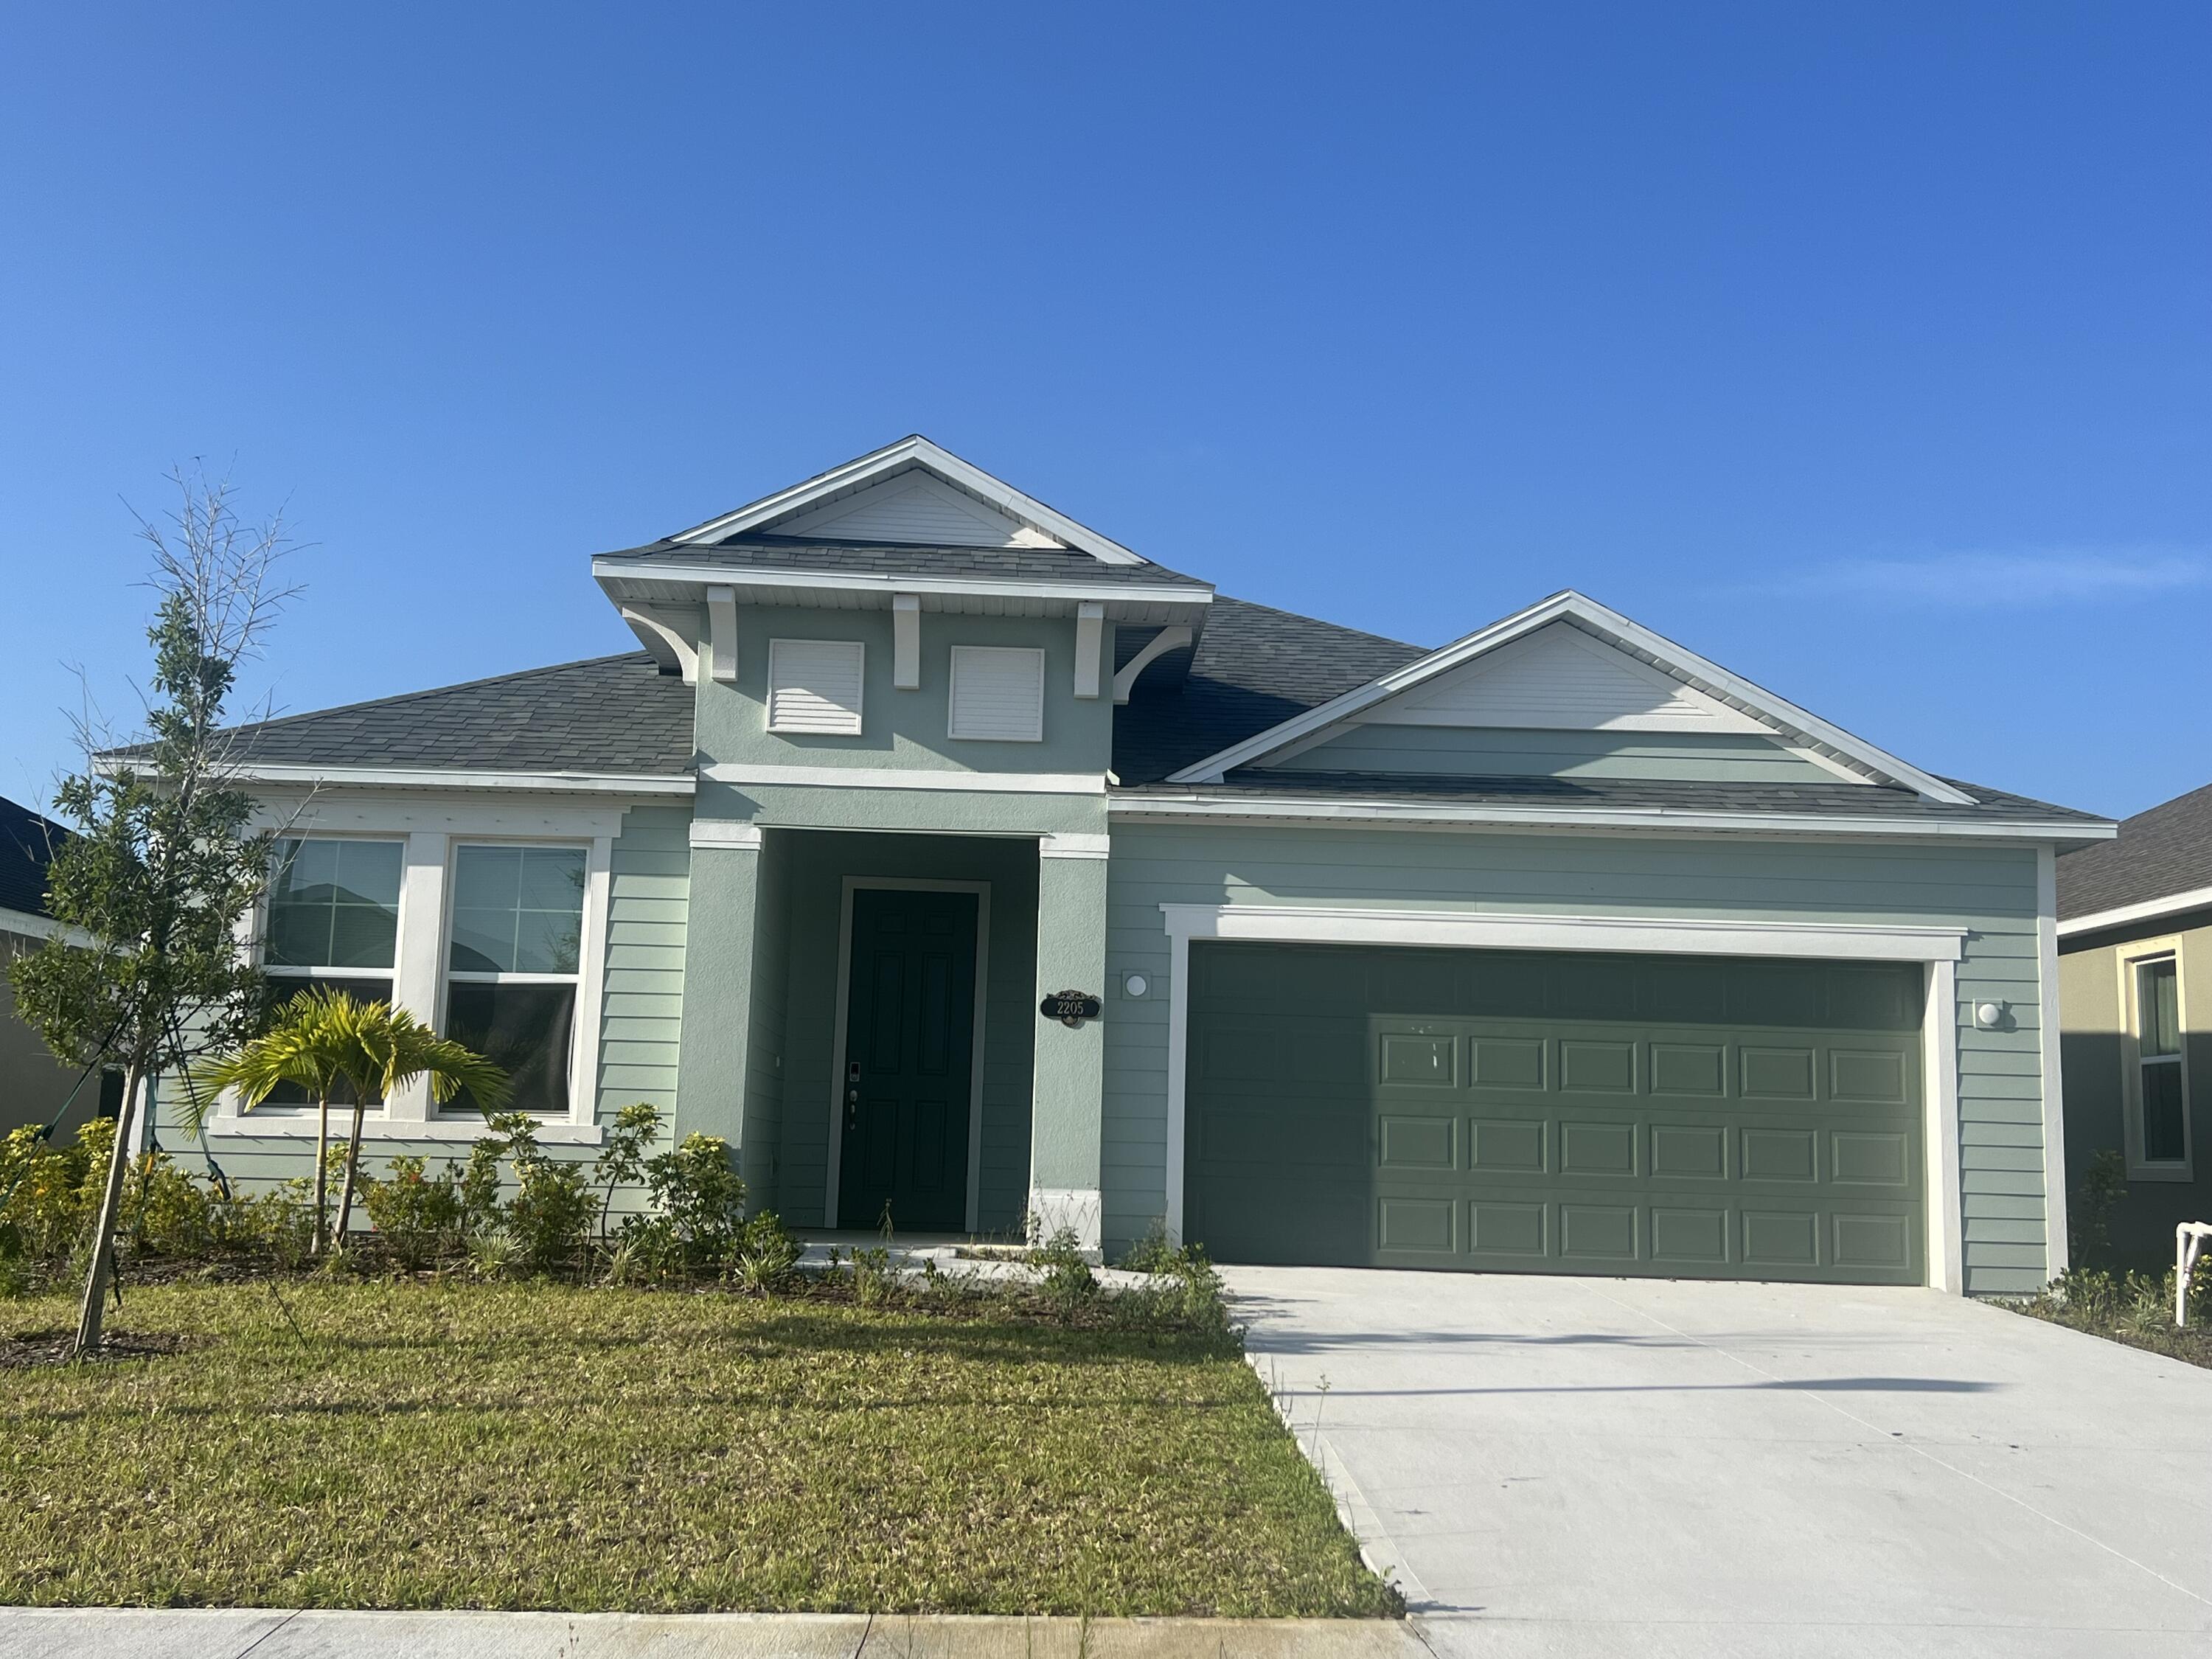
[1227,1267,2212,1658]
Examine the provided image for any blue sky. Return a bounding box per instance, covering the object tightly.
[2,4,2204,820]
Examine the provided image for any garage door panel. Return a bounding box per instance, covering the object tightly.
[1186,941,1926,1285]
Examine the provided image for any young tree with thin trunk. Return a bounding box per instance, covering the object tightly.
[7,467,297,1356]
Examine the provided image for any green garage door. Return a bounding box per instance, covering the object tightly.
[1185,942,1926,1284]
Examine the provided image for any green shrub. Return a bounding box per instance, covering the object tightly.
[849,1245,897,1308]
[0,1120,103,1263]
[127,1149,218,1256]
[508,1159,594,1271]
[1117,1217,1183,1275]
[360,1155,465,1268]
[641,1133,746,1260]
[592,1102,662,1239]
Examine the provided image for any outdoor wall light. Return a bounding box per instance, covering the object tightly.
[1124,973,1149,999]
[1973,1001,2007,1030]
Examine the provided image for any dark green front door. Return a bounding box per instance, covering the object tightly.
[1185,942,1927,1284]
[839,887,978,1234]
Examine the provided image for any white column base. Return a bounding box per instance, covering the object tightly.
[1028,1186,1103,1260]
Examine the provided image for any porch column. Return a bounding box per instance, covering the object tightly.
[675,822,765,1158]
[1029,833,1110,1255]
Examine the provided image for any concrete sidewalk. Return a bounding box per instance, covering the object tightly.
[0,1610,1425,1658]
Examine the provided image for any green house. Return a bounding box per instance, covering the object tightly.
[165,437,2112,1295]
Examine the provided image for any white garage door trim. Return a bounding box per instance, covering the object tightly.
[1158,904,1969,1293]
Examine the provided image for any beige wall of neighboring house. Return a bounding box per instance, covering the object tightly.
[1,927,91,1138]
[2059,911,2212,1267]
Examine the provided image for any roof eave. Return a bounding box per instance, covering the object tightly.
[593,558,1214,621]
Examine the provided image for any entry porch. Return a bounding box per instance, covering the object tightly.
[673,824,1108,1248]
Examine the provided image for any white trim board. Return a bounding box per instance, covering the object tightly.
[2036,844,2069,1276]
[666,435,1147,566]
[1156,901,1969,1294]
[2057,882,2212,939]
[1108,790,2109,842]
[0,905,92,946]
[706,762,1105,795]
[223,763,695,796]
[822,877,992,1234]
[594,559,1213,612]
[1163,591,1977,804]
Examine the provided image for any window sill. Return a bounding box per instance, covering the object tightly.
[204,1117,605,1146]
[2126,1162,2195,1183]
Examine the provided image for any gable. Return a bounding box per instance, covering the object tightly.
[1165,590,1976,803]
[769,470,1066,549]
[1363,622,1771,733]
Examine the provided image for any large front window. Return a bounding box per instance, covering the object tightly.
[262,838,403,1106]
[443,844,587,1116]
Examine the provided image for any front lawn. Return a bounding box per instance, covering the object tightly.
[0,1279,1394,1616]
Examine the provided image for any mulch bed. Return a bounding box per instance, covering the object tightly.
[0,1328,201,1368]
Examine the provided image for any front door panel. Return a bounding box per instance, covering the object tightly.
[839,887,978,1233]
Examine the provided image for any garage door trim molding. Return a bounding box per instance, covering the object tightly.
[1158,904,1967,1293]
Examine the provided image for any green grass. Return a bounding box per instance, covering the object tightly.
[0,1279,1395,1616]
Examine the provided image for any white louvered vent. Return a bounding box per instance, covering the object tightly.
[767,639,866,734]
[948,647,1045,742]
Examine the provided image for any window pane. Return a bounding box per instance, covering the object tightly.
[449,906,516,974]
[2142,1060,2188,1163]
[450,846,584,973]
[2138,959,2180,1057]
[513,908,582,975]
[517,846,587,912]
[443,981,574,1116]
[266,838,400,970]
[259,975,391,1107]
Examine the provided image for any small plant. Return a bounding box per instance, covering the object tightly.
[640,1133,747,1263]
[1034,1226,1098,1317]
[591,1102,662,1242]
[727,1211,802,1295]
[1116,1217,1183,1275]
[466,1230,517,1281]
[2070,1148,2127,1265]
[850,1245,897,1308]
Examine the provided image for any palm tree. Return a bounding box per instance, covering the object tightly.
[330,1001,509,1245]
[183,984,359,1253]
[189,988,510,1253]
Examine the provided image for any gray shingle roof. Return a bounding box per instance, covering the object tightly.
[2057,780,2212,920]
[599,534,1211,590]
[1116,768,2108,827]
[0,795,66,919]
[1110,596,1428,785]
[192,653,695,776]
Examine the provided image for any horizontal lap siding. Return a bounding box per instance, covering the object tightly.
[1101,823,2051,1293]
[599,807,689,1128]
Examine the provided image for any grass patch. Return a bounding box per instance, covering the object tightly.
[0,1279,1394,1616]
[2008,1267,2212,1371]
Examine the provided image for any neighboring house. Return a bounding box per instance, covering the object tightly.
[150,437,2112,1293]
[0,793,110,1138]
[2056,782,2212,1268]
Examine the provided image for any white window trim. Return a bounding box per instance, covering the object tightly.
[208,818,613,1143]
[947,645,1046,743]
[767,638,866,736]
[1155,902,1970,1295]
[251,833,409,1120]
[2118,935,2192,1182]
[822,877,992,1234]
[435,837,610,1130]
